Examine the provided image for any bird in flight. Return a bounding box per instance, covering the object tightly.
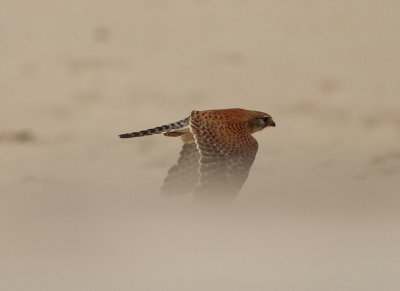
[119,108,275,203]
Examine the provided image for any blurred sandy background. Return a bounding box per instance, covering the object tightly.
[1,1,400,290]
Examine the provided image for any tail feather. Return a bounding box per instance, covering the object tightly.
[119,116,190,139]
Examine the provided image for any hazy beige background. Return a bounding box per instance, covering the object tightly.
[1,1,400,290]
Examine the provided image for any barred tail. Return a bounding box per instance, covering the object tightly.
[119,116,190,139]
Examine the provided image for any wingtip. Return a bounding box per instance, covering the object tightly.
[119,133,132,138]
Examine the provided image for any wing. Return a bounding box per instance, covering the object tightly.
[189,110,258,202]
[161,142,200,197]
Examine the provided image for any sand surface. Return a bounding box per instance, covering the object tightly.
[1,1,400,290]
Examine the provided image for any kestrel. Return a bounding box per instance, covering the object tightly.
[119,108,275,202]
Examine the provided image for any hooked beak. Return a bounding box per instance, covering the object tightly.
[268,118,276,127]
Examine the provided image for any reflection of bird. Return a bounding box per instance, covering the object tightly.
[119,108,275,202]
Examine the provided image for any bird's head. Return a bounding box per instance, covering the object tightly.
[246,111,276,134]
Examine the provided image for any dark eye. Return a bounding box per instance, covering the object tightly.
[262,117,269,123]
